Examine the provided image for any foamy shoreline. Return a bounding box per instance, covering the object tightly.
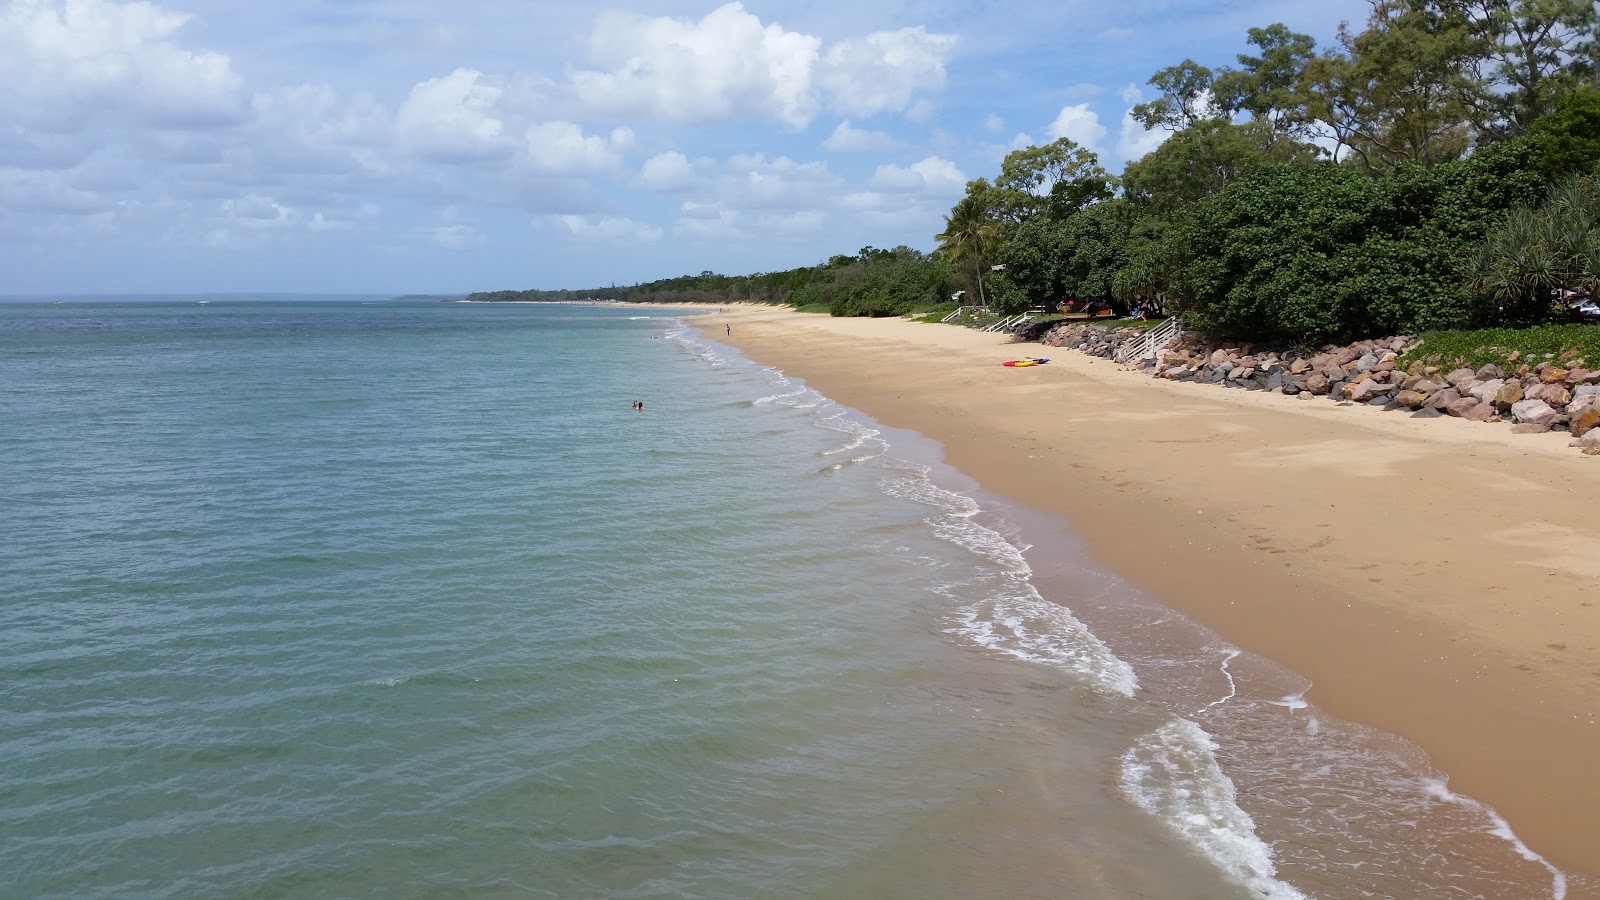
[682,302,1600,892]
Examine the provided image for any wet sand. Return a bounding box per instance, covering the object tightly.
[701,304,1600,887]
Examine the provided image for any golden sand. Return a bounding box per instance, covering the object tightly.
[703,304,1600,883]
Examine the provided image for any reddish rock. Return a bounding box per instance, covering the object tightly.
[1426,387,1463,409]
[1541,367,1570,384]
[1305,372,1331,395]
[1445,396,1481,417]
[1444,367,1477,387]
[1342,378,1381,401]
[1527,383,1572,407]
[1289,358,1311,375]
[1463,400,1500,422]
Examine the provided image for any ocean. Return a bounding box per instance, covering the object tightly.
[0,300,1581,898]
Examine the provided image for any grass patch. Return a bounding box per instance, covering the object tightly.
[1398,323,1600,371]
[792,303,832,314]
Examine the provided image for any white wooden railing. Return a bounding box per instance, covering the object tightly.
[1114,316,1184,364]
[983,313,1033,333]
[941,305,991,323]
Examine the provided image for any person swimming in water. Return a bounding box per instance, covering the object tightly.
[632,400,645,411]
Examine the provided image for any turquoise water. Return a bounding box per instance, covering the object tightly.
[0,301,1583,899]
[0,302,1227,897]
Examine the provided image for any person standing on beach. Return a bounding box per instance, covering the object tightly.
[725,324,731,335]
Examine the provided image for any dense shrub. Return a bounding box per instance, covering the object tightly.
[1172,139,1547,342]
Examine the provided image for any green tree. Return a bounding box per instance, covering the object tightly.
[993,137,1114,225]
[1130,60,1224,131]
[1307,0,1481,174]
[1449,0,1599,133]
[1122,119,1319,215]
[1526,87,1600,177]
[1212,24,1322,147]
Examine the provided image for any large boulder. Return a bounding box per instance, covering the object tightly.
[1570,427,1600,449]
[1393,389,1430,409]
[1468,378,1504,403]
[1342,377,1388,402]
[1511,398,1559,427]
[1526,383,1572,407]
[1493,381,1524,410]
[1570,404,1600,438]
[1444,367,1477,388]
[1540,367,1570,384]
[1426,387,1463,409]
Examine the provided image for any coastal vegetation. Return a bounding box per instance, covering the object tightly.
[472,0,1600,347]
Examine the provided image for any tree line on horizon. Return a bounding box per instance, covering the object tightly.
[473,0,1600,344]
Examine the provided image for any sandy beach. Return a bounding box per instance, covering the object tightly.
[698,304,1600,886]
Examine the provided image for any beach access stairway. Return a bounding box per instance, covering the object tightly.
[941,305,990,324]
[1113,316,1184,364]
[983,313,1035,333]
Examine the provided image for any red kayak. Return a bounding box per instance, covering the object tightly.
[1002,358,1049,367]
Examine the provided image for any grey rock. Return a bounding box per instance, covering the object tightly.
[1511,398,1559,426]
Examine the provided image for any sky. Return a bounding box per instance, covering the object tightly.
[0,0,1374,295]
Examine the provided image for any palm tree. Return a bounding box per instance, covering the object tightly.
[937,193,997,307]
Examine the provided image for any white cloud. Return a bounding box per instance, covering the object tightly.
[1046,104,1107,155]
[1112,84,1168,162]
[823,120,897,152]
[426,222,483,248]
[553,214,663,242]
[637,151,698,191]
[0,0,247,131]
[818,26,956,119]
[565,4,954,129]
[674,200,739,238]
[571,3,821,128]
[1117,109,1168,162]
[523,122,629,174]
[866,156,964,195]
[718,153,840,209]
[396,68,508,161]
[220,193,295,228]
[985,113,1004,133]
[0,169,108,214]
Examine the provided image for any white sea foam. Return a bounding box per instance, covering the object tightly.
[873,462,1138,696]
[1421,778,1567,899]
[753,388,808,405]
[1120,719,1308,900]
[1200,649,1241,714]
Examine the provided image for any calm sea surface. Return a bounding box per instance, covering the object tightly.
[0,301,1583,899]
